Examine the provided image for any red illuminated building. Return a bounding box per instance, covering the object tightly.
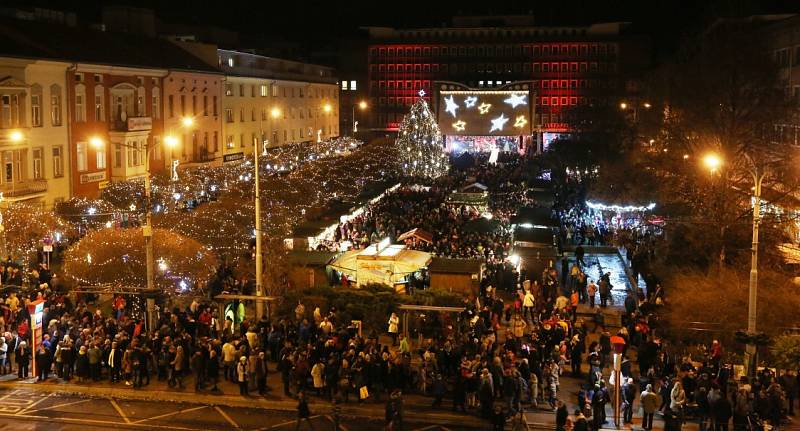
[363,16,650,140]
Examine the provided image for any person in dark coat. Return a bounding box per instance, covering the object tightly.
[432,374,446,408]
[35,345,50,381]
[75,345,89,383]
[207,350,220,391]
[573,409,588,431]
[712,394,733,431]
[295,391,312,431]
[492,405,506,431]
[556,400,569,431]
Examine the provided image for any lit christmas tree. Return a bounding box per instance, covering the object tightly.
[395,93,449,179]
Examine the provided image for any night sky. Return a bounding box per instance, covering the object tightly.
[7,0,800,54]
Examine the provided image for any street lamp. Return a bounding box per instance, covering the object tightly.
[253,106,281,320]
[91,134,178,331]
[702,152,765,379]
[703,153,722,173]
[352,100,368,135]
[8,130,24,142]
[180,117,195,128]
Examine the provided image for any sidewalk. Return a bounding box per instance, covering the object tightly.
[0,371,488,429]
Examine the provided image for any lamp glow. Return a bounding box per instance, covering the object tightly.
[89,137,104,148]
[9,130,23,142]
[703,153,722,172]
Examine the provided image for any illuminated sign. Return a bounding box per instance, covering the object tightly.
[439,90,533,136]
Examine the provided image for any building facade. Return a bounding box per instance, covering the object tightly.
[217,50,339,161]
[363,17,649,136]
[761,14,800,146]
[0,58,71,205]
[67,64,168,198]
[161,70,224,169]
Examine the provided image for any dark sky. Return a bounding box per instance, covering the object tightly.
[9,0,800,52]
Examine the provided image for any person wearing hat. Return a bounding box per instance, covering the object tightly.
[236,355,249,396]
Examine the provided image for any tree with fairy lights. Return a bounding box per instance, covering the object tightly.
[63,227,218,295]
[395,92,449,179]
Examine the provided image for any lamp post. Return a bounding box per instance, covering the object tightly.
[254,107,281,320]
[352,100,367,136]
[619,101,651,123]
[703,152,764,378]
[90,134,178,331]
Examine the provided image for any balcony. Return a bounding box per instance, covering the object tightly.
[0,179,47,198]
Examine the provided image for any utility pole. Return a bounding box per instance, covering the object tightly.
[254,120,264,320]
[746,163,765,379]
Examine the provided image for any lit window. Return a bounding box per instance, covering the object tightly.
[478,81,484,87]
[341,81,348,90]
[227,57,234,67]
[350,80,357,91]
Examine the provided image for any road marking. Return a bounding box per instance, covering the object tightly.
[214,405,240,429]
[109,398,131,424]
[24,398,91,414]
[0,411,199,430]
[132,405,207,424]
[16,393,52,415]
[265,414,323,430]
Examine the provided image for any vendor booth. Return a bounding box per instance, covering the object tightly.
[428,257,483,295]
[288,251,337,289]
[328,238,431,293]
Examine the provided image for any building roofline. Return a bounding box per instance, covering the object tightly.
[218,49,335,72]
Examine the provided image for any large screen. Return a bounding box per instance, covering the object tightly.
[438,91,533,136]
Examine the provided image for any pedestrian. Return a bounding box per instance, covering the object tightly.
[170,345,185,389]
[207,350,220,391]
[311,359,325,397]
[432,373,446,408]
[622,377,635,424]
[556,399,568,431]
[256,351,268,395]
[711,392,732,431]
[107,341,121,383]
[387,312,399,346]
[75,345,88,383]
[191,351,204,391]
[492,404,506,431]
[237,355,249,396]
[35,345,50,382]
[574,409,588,431]
[295,391,314,431]
[641,383,660,430]
[587,280,597,308]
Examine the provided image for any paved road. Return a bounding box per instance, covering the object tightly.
[0,387,395,431]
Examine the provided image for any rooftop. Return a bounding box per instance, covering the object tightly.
[0,17,220,74]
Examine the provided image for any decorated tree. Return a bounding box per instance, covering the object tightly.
[395,95,449,179]
[63,227,218,294]
[1,202,66,264]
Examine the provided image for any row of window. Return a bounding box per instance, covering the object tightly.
[224,125,339,148]
[167,94,217,119]
[0,86,63,129]
[224,82,337,100]
[1,147,64,182]
[369,61,615,74]
[370,78,613,93]
[223,106,336,123]
[369,43,618,59]
[74,83,161,123]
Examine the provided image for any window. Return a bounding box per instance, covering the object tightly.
[225,108,233,123]
[180,95,186,116]
[239,108,244,122]
[251,108,256,121]
[203,95,208,116]
[225,83,233,96]
[239,133,244,148]
[192,95,197,116]
[32,148,43,179]
[226,135,234,149]
[94,86,104,122]
[114,143,122,168]
[52,146,63,177]
[96,144,106,169]
[152,88,160,119]
[239,84,244,97]
[213,132,218,152]
[227,57,234,67]
[350,80,357,90]
[50,85,62,126]
[260,84,267,97]
[76,142,87,171]
[168,95,174,117]
[31,94,42,127]
[341,81,348,90]
[251,85,256,97]
[213,96,218,116]
[271,84,277,97]
[75,88,86,122]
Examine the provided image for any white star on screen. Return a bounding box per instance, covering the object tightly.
[464,96,478,108]
[504,93,528,108]
[489,114,509,132]
[444,95,459,117]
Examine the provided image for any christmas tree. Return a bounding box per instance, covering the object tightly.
[395,94,449,179]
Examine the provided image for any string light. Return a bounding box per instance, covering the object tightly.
[395,96,449,180]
